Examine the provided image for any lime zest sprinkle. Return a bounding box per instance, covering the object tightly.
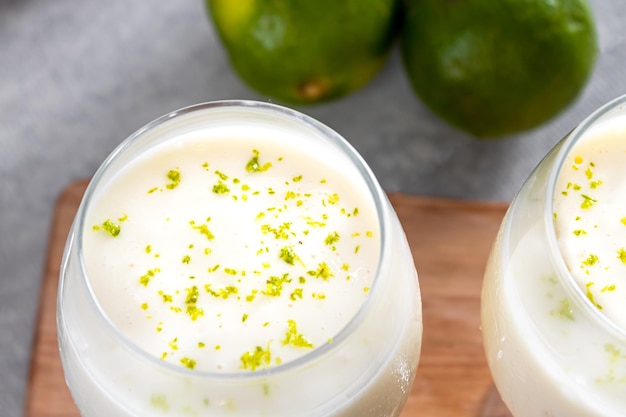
[582,254,599,267]
[590,180,602,189]
[290,288,304,301]
[261,222,292,239]
[204,284,239,299]
[279,246,299,265]
[214,170,228,181]
[168,337,179,351]
[190,219,215,240]
[282,319,314,348]
[324,231,340,245]
[601,284,616,292]
[262,274,292,297]
[618,248,626,264]
[139,268,160,287]
[180,357,196,370]
[307,262,334,280]
[93,219,121,237]
[585,282,603,310]
[158,290,173,303]
[185,285,199,304]
[166,169,181,190]
[580,194,596,209]
[212,181,230,195]
[240,344,271,371]
[246,150,272,173]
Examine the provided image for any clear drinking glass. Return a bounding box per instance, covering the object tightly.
[57,100,423,417]
[481,95,626,417]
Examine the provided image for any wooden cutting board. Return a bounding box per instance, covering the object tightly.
[24,179,511,417]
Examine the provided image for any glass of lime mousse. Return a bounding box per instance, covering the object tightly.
[57,100,423,417]
[481,95,626,417]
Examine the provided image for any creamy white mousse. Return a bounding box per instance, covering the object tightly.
[482,110,626,417]
[58,103,422,417]
[553,115,626,332]
[83,131,380,373]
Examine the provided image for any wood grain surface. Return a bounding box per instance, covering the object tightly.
[24,179,511,417]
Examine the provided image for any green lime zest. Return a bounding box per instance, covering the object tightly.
[262,274,292,297]
[240,344,271,371]
[190,219,215,240]
[282,319,314,348]
[618,248,626,264]
[166,169,181,190]
[290,288,303,301]
[324,231,340,245]
[246,149,272,173]
[139,268,160,287]
[582,253,599,266]
[279,246,299,265]
[580,194,596,209]
[212,181,230,194]
[180,357,196,370]
[93,219,121,237]
[307,262,334,280]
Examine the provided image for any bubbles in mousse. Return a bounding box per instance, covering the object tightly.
[83,130,380,373]
[553,115,626,332]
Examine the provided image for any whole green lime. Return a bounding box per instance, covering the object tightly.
[207,0,399,104]
[400,0,598,138]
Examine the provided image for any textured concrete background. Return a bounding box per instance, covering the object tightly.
[1,1,625,415]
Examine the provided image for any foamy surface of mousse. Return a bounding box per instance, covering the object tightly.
[83,131,380,373]
[554,115,626,333]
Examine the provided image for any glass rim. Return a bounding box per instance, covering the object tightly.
[544,93,626,341]
[74,99,395,380]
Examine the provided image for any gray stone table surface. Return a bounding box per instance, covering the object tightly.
[1,1,625,416]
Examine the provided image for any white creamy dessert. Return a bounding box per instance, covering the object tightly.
[83,132,381,373]
[57,102,422,417]
[553,116,626,332]
[482,101,626,417]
